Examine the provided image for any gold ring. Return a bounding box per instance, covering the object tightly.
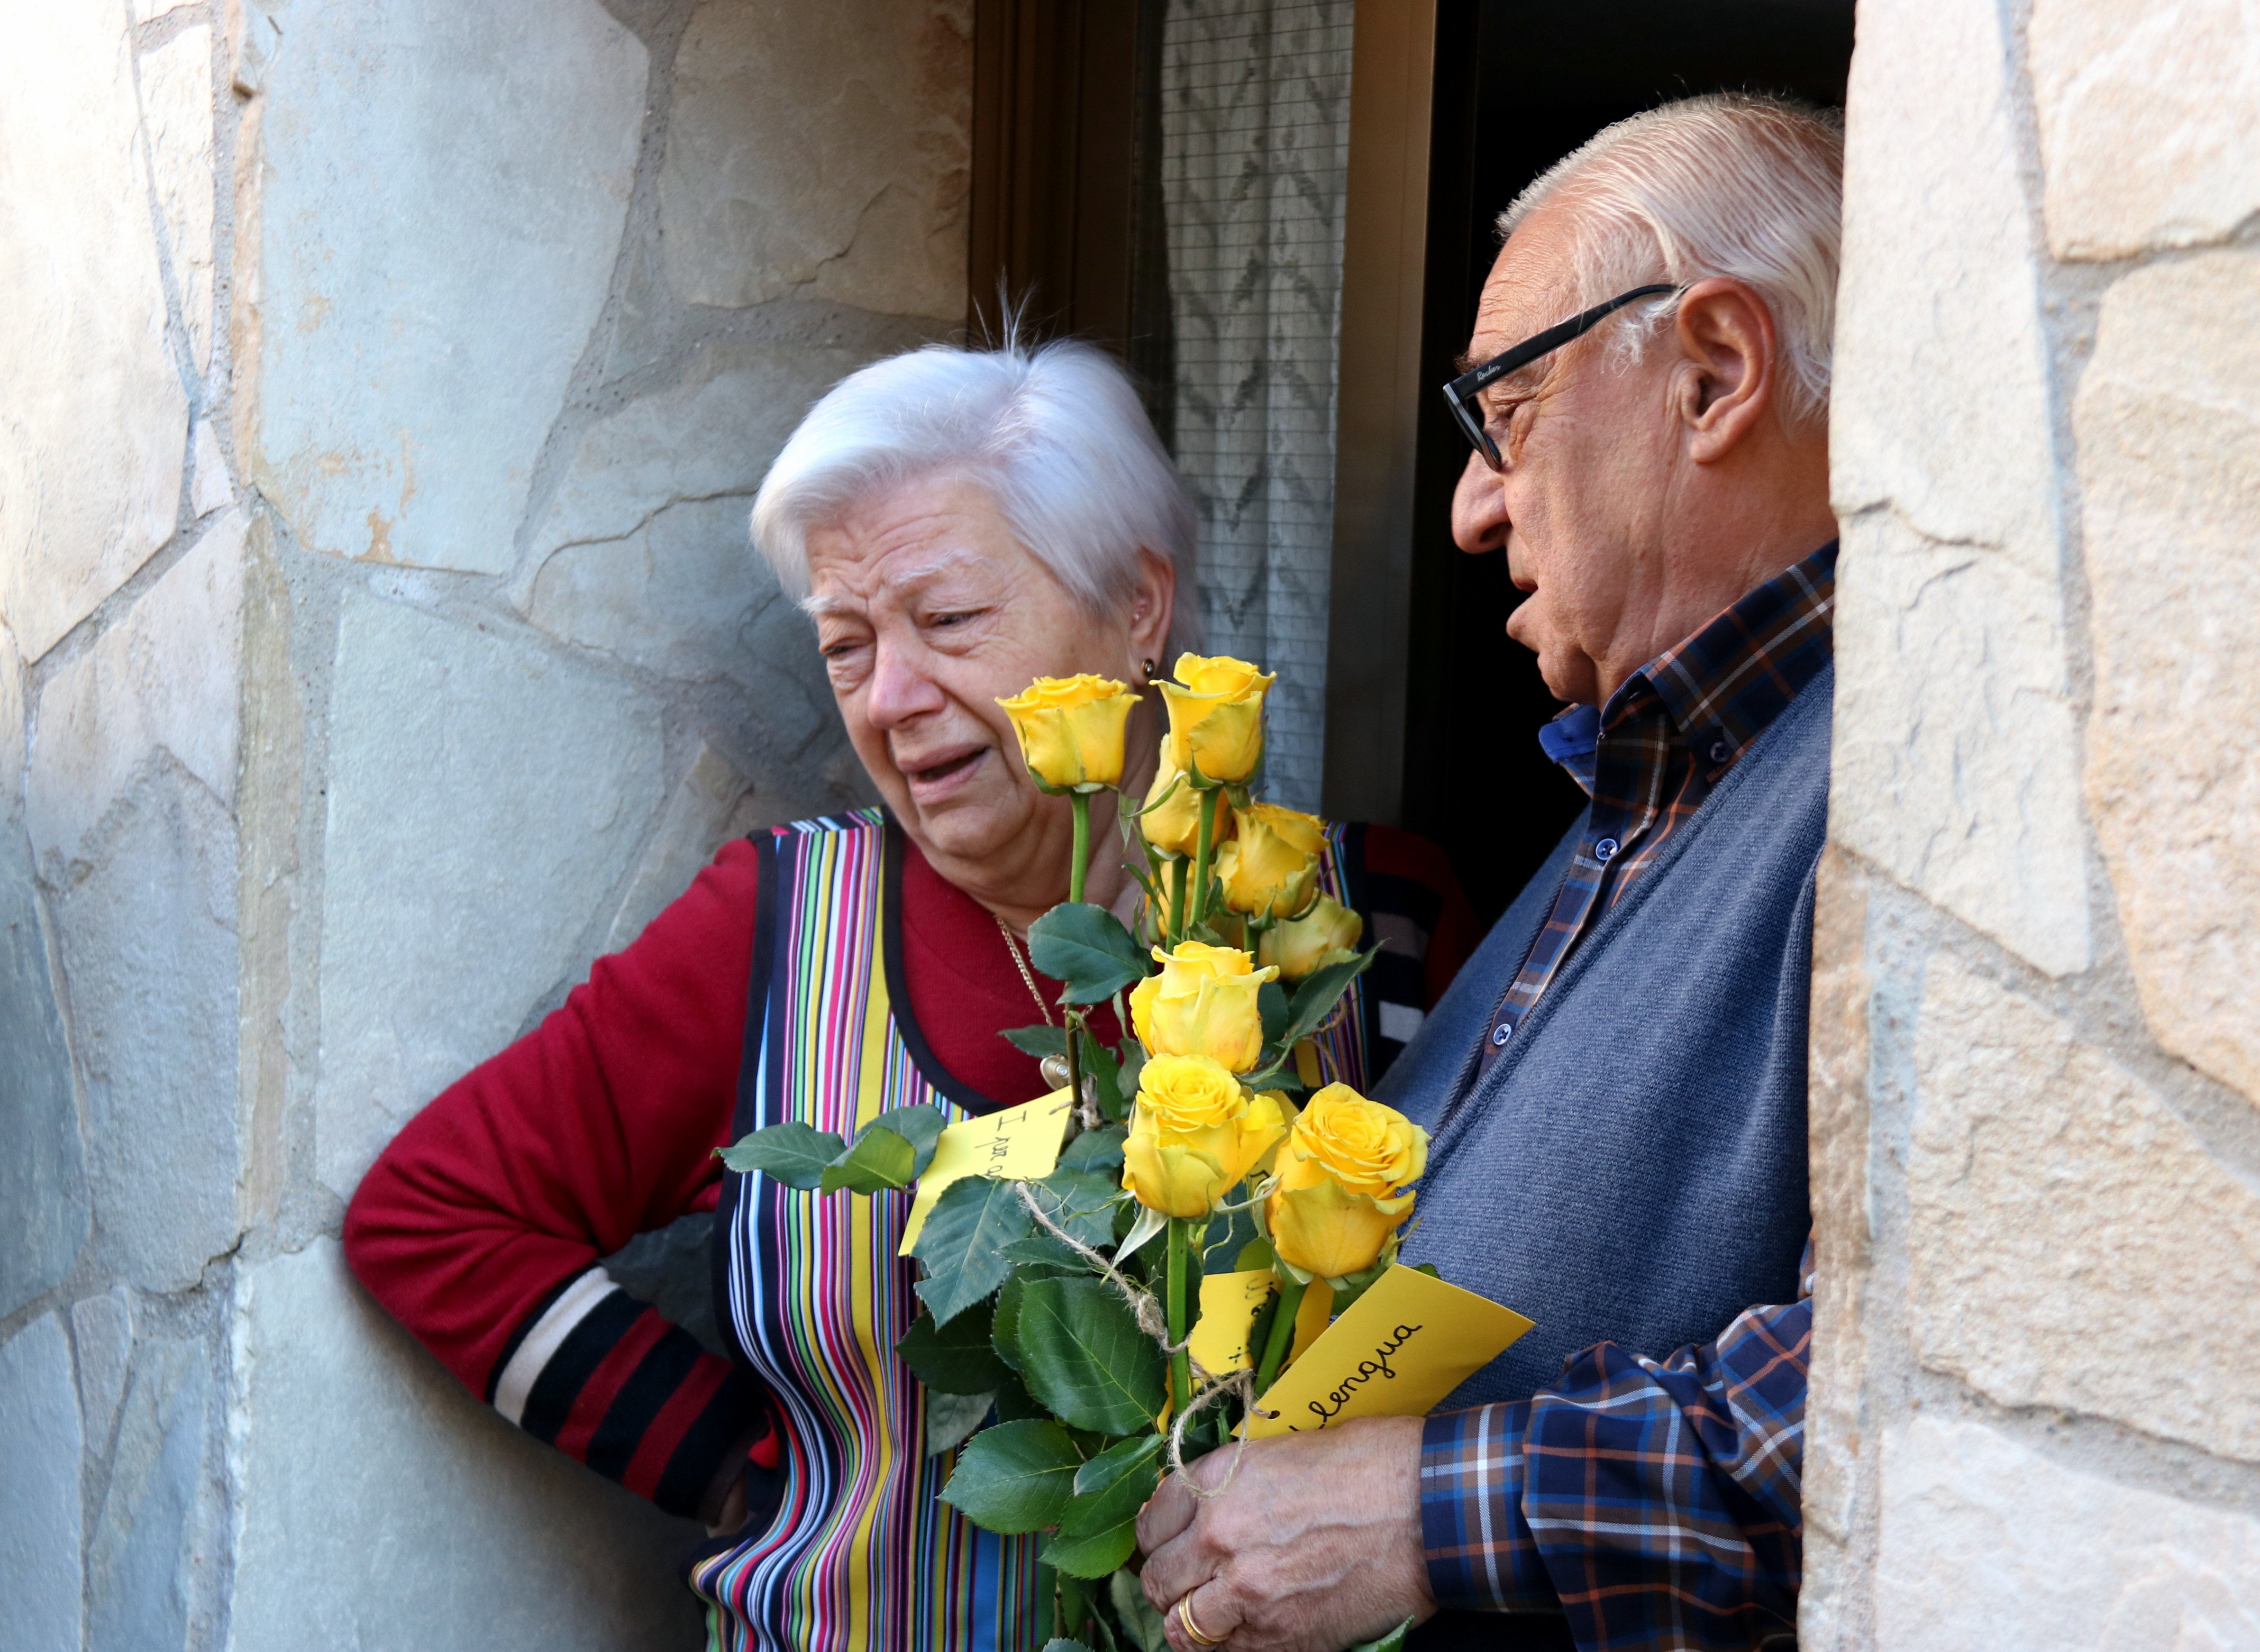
[1177,1594,1226,1647]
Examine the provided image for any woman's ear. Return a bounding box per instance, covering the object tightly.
[1671,277,1780,464]
[1129,547,1177,669]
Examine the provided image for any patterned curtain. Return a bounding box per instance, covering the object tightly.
[1161,0,1354,814]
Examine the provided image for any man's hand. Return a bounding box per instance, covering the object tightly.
[1135,1416,1436,1651]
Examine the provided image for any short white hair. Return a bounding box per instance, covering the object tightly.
[752,339,1200,655]
[1499,93,1844,426]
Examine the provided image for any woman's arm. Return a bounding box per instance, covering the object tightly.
[343,837,776,1522]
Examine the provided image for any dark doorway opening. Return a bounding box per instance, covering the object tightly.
[1398,0,1854,924]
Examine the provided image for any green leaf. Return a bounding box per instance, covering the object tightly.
[913,1175,1034,1325]
[716,1121,848,1190]
[1345,1619,1415,1652]
[1277,945,1381,1051]
[992,1273,1028,1372]
[1000,1233,1094,1274]
[1040,1641,1098,1652]
[1115,1042,1145,1104]
[1029,903,1149,1005]
[873,1103,947,1175]
[1015,1276,1167,1436]
[1056,1124,1126,1174]
[937,1418,1081,1534]
[1081,1031,1127,1122]
[1258,980,1289,1045]
[925,1390,992,1456]
[1235,1237,1275,1271]
[991,1367,1046,1421]
[1004,1024,1070,1060]
[1110,1568,1171,1652]
[820,1124,916,1194]
[1044,1434,1164,1577]
[1027,1167,1124,1249]
[897,1301,1012,1394]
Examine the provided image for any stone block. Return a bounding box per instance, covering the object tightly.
[0,820,87,1319]
[1908,955,2260,1459]
[139,23,216,376]
[1827,0,2089,977]
[0,0,189,661]
[2076,251,2260,1108]
[1830,517,2090,976]
[1877,1415,2260,1648]
[229,1239,704,1652]
[658,0,970,319]
[249,0,645,571]
[2028,0,2260,260]
[88,1334,221,1652]
[189,419,233,518]
[54,759,241,1294]
[71,1288,134,1453]
[314,595,662,1197]
[0,1316,84,1652]
[602,742,754,954]
[523,343,852,738]
[29,507,244,868]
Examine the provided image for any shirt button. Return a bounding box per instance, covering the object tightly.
[1710,740,1730,763]
[1491,1024,1511,1047]
[1594,837,1619,862]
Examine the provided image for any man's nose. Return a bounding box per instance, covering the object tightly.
[863,637,947,728]
[1450,449,1509,554]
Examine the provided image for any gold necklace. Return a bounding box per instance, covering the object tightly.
[994,915,1054,1026]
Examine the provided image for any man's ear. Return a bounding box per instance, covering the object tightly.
[1671,277,1780,463]
[1129,547,1177,664]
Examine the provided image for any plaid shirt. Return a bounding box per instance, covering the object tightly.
[1478,543,1838,1074]
[1420,1243,1812,1649]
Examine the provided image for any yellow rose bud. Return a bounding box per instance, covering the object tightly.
[1264,1084,1429,1279]
[1215,804,1323,920]
[1138,754,1233,859]
[995,674,1140,791]
[1257,893,1364,982]
[1128,942,1278,1073]
[1157,653,1274,784]
[1123,1055,1291,1217]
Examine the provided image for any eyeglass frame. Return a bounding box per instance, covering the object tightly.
[1441,283,1682,472]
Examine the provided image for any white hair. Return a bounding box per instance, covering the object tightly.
[751,339,1200,656]
[1498,93,1844,426]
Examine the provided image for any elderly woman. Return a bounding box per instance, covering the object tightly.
[344,341,1474,1650]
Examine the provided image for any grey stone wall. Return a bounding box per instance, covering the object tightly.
[1807,0,2260,1642]
[0,1,967,1646]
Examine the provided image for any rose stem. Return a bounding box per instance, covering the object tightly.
[1190,787,1221,931]
[1169,856,1190,948]
[1252,1274,1308,1399]
[1167,1217,1193,1424]
[1068,790,1091,907]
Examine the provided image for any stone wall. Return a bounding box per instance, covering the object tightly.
[1807,0,2260,1642]
[0,1,967,1647]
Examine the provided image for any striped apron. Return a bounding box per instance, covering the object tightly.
[690,809,1373,1651]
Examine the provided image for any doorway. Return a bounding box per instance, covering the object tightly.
[1398,0,1854,921]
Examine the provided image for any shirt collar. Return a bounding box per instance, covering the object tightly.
[1607,540,1837,760]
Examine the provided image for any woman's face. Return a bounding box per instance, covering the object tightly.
[803,473,1173,907]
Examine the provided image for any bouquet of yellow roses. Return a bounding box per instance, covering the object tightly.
[723,655,1428,1652]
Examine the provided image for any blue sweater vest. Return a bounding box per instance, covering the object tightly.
[1378,664,1829,1409]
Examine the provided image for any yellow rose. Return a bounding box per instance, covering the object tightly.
[1257,893,1364,981]
[1138,754,1233,859]
[1157,653,1274,784]
[1265,1084,1429,1279]
[1123,1054,1291,1216]
[1215,804,1323,919]
[1128,942,1278,1072]
[995,674,1140,791]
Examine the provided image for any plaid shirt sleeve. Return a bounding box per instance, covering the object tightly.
[1419,1239,1814,1649]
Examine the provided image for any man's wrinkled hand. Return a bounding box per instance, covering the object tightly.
[1136,1415,1435,1652]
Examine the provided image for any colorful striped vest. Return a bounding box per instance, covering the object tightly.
[689,810,1379,1651]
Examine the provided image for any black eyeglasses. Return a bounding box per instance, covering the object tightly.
[1441,284,1681,471]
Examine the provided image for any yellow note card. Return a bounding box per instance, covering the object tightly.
[897,1088,1074,1255]
[1187,1271,1274,1375]
[1244,1265,1532,1439]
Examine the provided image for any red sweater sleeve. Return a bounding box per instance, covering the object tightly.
[343,837,771,1521]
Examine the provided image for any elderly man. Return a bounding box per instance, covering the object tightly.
[1137,94,1838,1652]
